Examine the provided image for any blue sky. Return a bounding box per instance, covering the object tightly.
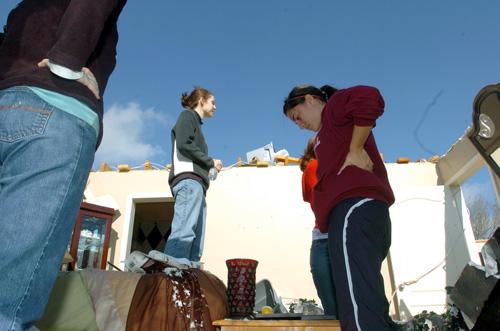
[1,1,499,204]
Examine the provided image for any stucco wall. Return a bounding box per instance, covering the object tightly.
[204,166,318,304]
[85,170,172,266]
[389,185,479,318]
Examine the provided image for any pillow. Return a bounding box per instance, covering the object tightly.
[81,269,141,331]
[36,272,99,331]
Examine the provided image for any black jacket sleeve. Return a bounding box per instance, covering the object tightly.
[47,0,123,71]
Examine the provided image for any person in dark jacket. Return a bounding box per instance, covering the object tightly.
[164,87,223,263]
[283,84,397,331]
[0,1,127,330]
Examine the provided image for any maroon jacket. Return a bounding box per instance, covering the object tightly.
[313,85,395,232]
[0,0,127,147]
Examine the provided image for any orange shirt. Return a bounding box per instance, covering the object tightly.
[302,159,319,228]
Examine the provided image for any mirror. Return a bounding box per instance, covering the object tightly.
[469,84,500,178]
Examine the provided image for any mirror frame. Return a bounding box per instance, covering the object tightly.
[469,84,500,178]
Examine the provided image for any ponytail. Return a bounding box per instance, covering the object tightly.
[181,87,213,110]
[283,84,338,115]
[320,85,338,100]
[299,137,317,171]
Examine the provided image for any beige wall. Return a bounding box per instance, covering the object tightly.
[204,166,318,304]
[84,161,477,315]
[86,166,322,304]
[385,163,479,317]
[85,170,172,266]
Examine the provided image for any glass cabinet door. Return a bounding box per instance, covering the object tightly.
[75,216,107,270]
[69,202,114,270]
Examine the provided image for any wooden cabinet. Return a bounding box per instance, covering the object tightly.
[69,202,114,270]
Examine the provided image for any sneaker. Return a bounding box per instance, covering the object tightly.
[124,251,149,274]
[147,250,192,269]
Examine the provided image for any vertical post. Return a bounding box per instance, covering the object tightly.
[488,167,500,206]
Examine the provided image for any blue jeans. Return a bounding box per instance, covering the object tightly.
[310,239,338,318]
[0,87,96,331]
[164,179,206,262]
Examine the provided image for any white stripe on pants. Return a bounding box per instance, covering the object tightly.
[342,198,373,331]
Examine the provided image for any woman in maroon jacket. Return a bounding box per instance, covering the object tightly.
[283,84,397,331]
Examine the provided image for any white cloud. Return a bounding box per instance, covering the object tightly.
[94,102,169,168]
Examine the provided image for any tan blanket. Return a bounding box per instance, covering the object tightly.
[82,270,141,331]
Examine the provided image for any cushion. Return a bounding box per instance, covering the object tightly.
[36,272,99,331]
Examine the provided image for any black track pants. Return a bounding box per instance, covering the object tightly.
[328,198,398,331]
